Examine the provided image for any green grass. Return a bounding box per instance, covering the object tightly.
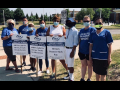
[107,49,120,81]
[38,49,120,81]
[112,34,120,40]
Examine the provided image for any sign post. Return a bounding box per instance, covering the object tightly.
[61,10,67,24]
[47,36,65,81]
[30,36,46,77]
[12,34,28,73]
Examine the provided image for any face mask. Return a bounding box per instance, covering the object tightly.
[54,22,59,26]
[66,23,73,27]
[28,27,33,31]
[8,23,14,30]
[23,21,28,25]
[83,22,90,27]
[95,25,103,30]
[40,24,45,28]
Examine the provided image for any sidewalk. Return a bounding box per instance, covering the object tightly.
[0,39,120,81]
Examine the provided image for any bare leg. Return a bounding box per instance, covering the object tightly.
[6,57,11,69]
[33,58,37,67]
[87,60,93,79]
[96,74,100,81]
[30,58,33,67]
[23,56,26,62]
[12,61,18,69]
[60,60,68,71]
[51,59,55,73]
[101,75,106,81]
[81,59,87,79]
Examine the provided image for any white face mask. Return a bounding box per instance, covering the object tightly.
[23,21,28,25]
[28,27,33,31]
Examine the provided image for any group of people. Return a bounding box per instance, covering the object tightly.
[1,15,113,81]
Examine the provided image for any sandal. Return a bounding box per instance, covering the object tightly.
[15,69,20,73]
[6,67,14,71]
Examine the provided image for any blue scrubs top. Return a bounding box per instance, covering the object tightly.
[89,29,113,60]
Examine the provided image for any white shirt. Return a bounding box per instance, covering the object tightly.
[49,25,63,36]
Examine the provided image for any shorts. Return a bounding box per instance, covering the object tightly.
[92,59,109,75]
[3,46,16,61]
[78,52,89,60]
[65,48,75,67]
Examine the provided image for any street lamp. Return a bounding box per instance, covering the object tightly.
[100,8,102,18]
[43,8,44,20]
[3,10,5,26]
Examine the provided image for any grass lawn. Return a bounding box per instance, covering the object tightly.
[38,49,120,81]
[112,34,120,40]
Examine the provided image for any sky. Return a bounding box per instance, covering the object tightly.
[9,8,81,17]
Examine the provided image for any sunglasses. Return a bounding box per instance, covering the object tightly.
[54,20,59,22]
[8,23,14,26]
[83,21,90,23]
[95,22,102,25]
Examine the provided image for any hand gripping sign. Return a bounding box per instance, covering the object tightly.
[30,36,46,59]
[47,36,65,60]
[12,34,28,55]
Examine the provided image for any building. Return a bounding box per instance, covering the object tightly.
[113,8,120,23]
[93,8,120,24]
[52,10,79,19]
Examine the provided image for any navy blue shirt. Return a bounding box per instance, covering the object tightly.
[26,28,36,54]
[36,27,48,36]
[18,25,29,34]
[78,27,96,54]
[1,27,18,47]
[89,29,113,60]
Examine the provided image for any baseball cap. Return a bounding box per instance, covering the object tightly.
[67,17,75,22]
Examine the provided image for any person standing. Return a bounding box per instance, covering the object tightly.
[65,18,78,81]
[26,23,37,71]
[89,17,113,81]
[78,16,96,81]
[1,19,20,73]
[36,20,49,74]
[46,15,68,78]
[18,16,29,66]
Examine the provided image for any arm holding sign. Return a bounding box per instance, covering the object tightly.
[1,29,13,40]
[46,27,53,37]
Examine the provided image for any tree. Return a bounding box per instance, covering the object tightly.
[66,9,70,18]
[0,8,14,23]
[50,14,52,21]
[26,13,29,20]
[75,8,87,22]
[86,8,95,20]
[40,14,43,20]
[35,13,39,20]
[13,8,24,21]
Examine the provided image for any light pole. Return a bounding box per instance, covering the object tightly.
[43,8,44,20]
[3,10,5,26]
[49,12,50,26]
[100,8,102,18]
[54,9,56,15]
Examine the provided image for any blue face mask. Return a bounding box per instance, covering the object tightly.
[40,24,45,28]
[28,27,33,31]
[83,22,90,27]
[54,22,59,26]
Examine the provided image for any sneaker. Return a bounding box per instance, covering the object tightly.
[80,78,85,81]
[22,62,26,66]
[38,71,42,74]
[87,78,91,81]
[29,67,33,71]
[32,67,36,72]
[46,70,50,74]
[63,74,70,80]
[50,73,55,78]
[15,69,20,73]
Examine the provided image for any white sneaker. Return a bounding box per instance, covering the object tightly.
[63,74,70,80]
[46,70,50,74]
[38,71,42,75]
